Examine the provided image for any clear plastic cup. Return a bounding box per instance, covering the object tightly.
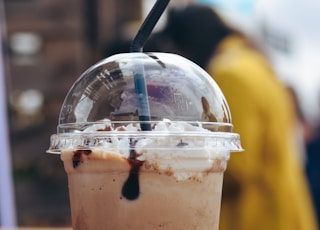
[48,53,242,230]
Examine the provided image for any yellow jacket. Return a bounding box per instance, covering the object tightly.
[208,35,318,230]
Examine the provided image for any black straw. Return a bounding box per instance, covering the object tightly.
[131,0,170,52]
[130,0,170,131]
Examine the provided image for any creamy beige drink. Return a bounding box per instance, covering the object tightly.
[59,120,231,230]
[62,153,225,229]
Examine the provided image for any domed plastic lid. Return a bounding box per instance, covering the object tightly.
[48,52,242,153]
[59,53,232,128]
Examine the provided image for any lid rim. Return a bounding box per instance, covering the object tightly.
[47,132,243,154]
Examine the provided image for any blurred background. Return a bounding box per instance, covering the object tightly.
[0,0,319,227]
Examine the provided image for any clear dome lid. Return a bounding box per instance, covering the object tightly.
[58,52,232,132]
[48,52,242,153]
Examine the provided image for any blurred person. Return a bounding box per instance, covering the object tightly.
[253,0,320,227]
[288,86,320,226]
[148,4,318,230]
[306,123,320,226]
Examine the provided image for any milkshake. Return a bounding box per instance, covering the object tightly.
[48,53,242,229]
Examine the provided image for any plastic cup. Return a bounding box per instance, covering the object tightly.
[48,53,242,230]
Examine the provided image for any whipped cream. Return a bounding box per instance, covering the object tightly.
[75,119,231,180]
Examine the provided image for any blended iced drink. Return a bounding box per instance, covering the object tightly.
[48,53,242,230]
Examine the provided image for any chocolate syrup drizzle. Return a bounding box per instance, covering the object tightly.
[73,150,92,168]
[72,135,189,201]
[121,139,143,200]
[72,132,144,201]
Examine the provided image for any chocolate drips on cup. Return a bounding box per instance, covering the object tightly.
[122,139,143,200]
[72,150,92,168]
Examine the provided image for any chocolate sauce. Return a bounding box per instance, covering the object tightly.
[73,149,92,168]
[121,139,143,200]
[177,139,188,147]
[97,126,112,131]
